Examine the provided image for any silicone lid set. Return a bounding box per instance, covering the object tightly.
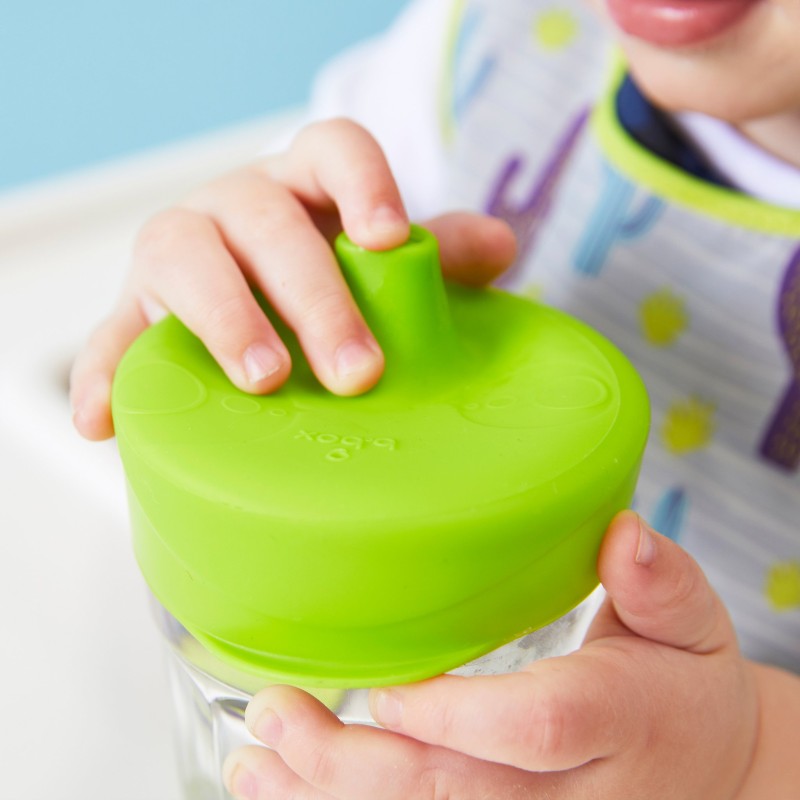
[113,226,649,686]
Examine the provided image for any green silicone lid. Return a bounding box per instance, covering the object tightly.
[112,225,649,687]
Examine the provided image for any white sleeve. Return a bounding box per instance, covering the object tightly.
[299,0,455,220]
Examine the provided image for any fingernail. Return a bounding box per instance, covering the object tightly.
[635,516,657,566]
[224,762,258,800]
[71,375,111,432]
[335,338,381,381]
[246,706,283,748]
[369,204,407,235]
[243,343,283,384]
[138,292,168,324]
[372,688,403,728]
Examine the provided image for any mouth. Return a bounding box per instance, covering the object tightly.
[605,0,760,48]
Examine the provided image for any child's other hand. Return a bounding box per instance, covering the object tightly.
[70,118,516,440]
[222,512,795,800]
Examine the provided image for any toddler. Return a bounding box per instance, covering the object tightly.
[71,0,800,797]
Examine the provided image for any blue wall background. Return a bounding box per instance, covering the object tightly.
[1,1,408,190]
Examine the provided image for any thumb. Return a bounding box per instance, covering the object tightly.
[424,212,517,287]
[594,510,738,655]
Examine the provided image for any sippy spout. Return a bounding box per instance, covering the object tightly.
[334,225,461,386]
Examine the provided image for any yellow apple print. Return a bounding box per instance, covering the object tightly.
[765,561,800,611]
[640,287,689,346]
[533,9,578,51]
[662,396,716,454]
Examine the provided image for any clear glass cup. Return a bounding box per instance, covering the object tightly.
[153,588,604,800]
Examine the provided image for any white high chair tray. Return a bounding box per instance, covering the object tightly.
[0,110,300,800]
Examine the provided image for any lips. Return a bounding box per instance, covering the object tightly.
[605,0,759,47]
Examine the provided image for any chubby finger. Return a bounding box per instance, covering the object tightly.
[262,118,410,250]
[223,746,335,800]
[70,299,148,440]
[132,207,292,394]
[233,685,542,800]
[187,171,385,396]
[594,511,738,655]
[425,212,517,286]
[369,654,636,772]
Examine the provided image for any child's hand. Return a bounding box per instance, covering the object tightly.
[222,512,800,800]
[70,118,516,440]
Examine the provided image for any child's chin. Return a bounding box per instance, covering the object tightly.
[623,48,795,124]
